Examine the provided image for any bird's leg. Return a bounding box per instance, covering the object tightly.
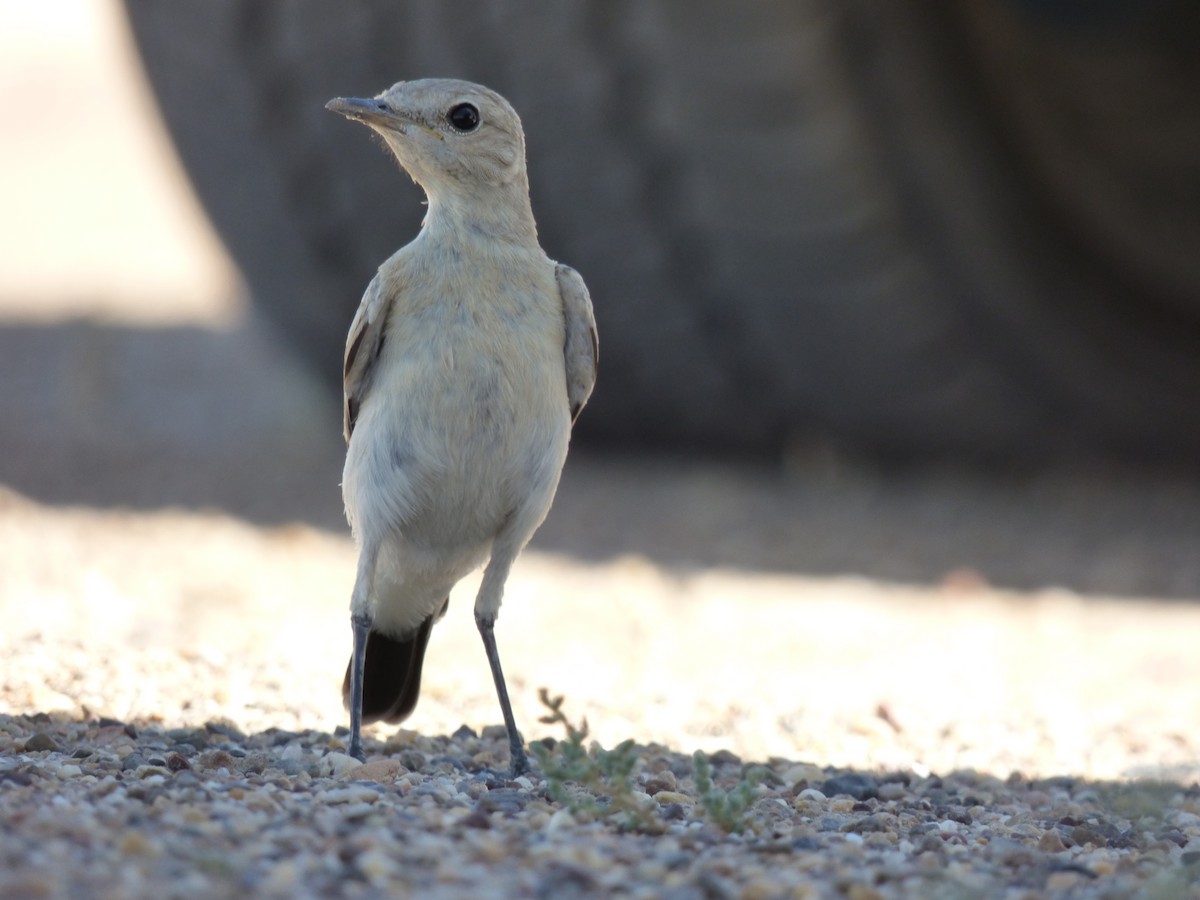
[347,540,379,762]
[476,611,528,777]
[348,611,372,761]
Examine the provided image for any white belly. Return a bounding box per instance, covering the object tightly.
[341,309,570,634]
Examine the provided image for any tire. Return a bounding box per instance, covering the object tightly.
[122,0,1200,462]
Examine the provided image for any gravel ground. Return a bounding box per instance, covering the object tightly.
[3,484,1200,898]
[2,712,1199,900]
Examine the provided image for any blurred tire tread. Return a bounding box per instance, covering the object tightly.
[123,0,1200,462]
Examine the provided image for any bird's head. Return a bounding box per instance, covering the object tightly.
[326,79,528,196]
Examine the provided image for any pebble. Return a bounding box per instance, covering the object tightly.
[821,774,878,801]
[644,770,677,795]
[642,790,682,807]
[347,758,404,783]
[1038,830,1068,853]
[783,763,825,786]
[320,752,362,777]
[23,732,60,752]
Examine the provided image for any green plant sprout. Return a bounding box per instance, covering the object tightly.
[530,689,658,831]
[532,690,770,835]
[691,750,766,834]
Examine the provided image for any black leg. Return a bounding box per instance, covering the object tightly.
[348,611,372,761]
[476,613,529,777]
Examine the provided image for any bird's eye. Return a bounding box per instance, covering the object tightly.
[447,103,480,133]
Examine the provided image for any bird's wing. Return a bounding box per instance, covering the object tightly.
[556,264,598,423]
[343,275,392,443]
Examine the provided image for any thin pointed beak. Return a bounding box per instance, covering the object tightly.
[326,97,444,141]
[325,96,407,131]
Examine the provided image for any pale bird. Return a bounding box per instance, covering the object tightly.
[325,79,598,775]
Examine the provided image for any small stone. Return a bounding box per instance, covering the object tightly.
[986,838,1039,866]
[237,752,269,775]
[166,753,191,772]
[357,848,399,881]
[263,862,302,894]
[546,808,576,833]
[321,752,363,777]
[1070,824,1106,847]
[918,834,944,854]
[346,758,403,783]
[821,774,878,801]
[708,749,742,767]
[460,809,492,829]
[56,764,83,778]
[660,803,686,821]
[205,722,245,741]
[197,750,236,772]
[878,782,908,802]
[1156,829,1189,847]
[1037,831,1067,853]
[23,733,59,753]
[118,832,155,856]
[653,791,691,805]
[480,724,508,741]
[644,771,677,795]
[275,758,306,776]
[479,788,530,813]
[782,763,825,786]
[321,785,380,805]
[397,750,426,771]
[121,753,146,772]
[844,814,892,834]
[1044,871,1086,892]
[90,775,119,798]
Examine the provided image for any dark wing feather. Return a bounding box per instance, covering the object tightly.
[555,264,598,423]
[343,276,392,442]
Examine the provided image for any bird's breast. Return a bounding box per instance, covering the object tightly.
[342,260,569,543]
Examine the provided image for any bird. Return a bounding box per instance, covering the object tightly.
[325,79,598,776]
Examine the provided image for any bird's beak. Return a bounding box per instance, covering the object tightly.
[325,97,445,141]
[325,97,406,131]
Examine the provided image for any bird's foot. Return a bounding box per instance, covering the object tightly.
[508,741,530,779]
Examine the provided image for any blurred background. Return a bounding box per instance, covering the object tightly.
[123,0,1200,463]
[3,0,1199,592]
[3,0,1200,777]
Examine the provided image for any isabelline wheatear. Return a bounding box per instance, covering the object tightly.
[326,79,597,775]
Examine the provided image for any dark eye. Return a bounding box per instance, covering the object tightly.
[447,103,480,132]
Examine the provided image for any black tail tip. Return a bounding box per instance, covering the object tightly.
[343,617,436,725]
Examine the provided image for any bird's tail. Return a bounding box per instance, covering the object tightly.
[343,599,446,724]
